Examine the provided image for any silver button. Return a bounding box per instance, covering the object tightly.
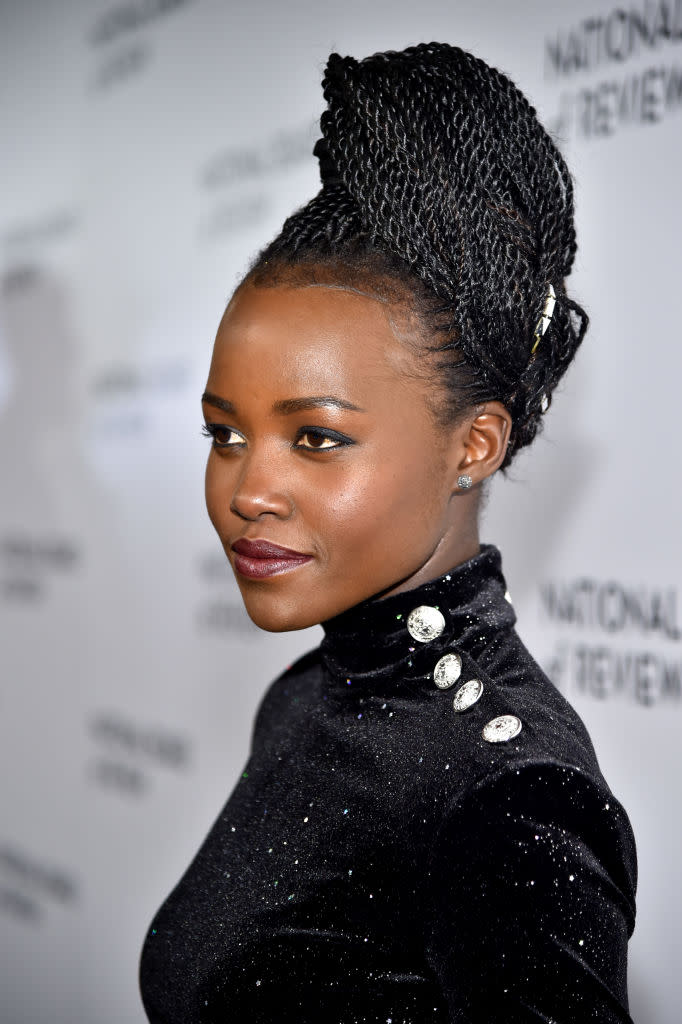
[482,714,522,743]
[406,605,445,643]
[452,678,483,712]
[433,653,462,690]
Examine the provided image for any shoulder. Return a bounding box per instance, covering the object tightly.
[422,752,637,1019]
[436,757,636,896]
[408,621,638,1019]
[423,634,638,914]
[429,626,608,794]
[418,619,637,859]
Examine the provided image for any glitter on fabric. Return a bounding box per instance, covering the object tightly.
[139,544,637,1023]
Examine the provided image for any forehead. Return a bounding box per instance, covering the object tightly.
[209,280,425,394]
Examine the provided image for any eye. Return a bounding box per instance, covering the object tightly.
[201,423,245,448]
[294,428,354,451]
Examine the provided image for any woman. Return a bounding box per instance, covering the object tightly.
[139,42,637,1023]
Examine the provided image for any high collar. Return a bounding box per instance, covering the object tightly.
[320,544,515,687]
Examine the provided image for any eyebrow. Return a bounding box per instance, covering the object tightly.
[273,396,365,414]
[202,391,365,415]
[202,391,236,414]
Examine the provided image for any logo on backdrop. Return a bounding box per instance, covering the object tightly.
[87,711,192,797]
[0,534,80,603]
[91,359,188,439]
[544,1,682,138]
[0,844,78,925]
[538,576,681,706]
[195,550,260,635]
[1,210,79,251]
[87,0,195,92]
[196,121,318,242]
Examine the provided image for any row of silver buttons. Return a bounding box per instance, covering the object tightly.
[406,604,522,744]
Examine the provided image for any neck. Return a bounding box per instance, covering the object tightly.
[320,544,515,687]
[378,509,481,601]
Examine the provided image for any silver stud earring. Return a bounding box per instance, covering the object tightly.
[457,474,473,491]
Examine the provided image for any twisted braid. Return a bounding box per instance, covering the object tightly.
[246,41,588,468]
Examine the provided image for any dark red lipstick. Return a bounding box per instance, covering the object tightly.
[231,538,313,580]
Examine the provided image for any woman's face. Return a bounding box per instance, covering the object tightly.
[203,278,473,631]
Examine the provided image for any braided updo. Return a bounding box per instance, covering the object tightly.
[244,41,588,469]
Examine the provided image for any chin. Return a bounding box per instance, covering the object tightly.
[239,588,320,633]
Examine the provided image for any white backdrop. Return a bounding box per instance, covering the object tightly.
[1,1,680,1021]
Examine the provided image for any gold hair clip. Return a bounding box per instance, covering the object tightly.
[531,282,557,355]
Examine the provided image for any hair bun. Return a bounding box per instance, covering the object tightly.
[250,41,588,468]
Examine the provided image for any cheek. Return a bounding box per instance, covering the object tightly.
[204,452,228,528]
[311,446,449,557]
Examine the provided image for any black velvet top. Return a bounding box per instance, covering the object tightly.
[138,544,637,1023]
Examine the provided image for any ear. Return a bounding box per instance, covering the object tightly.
[454,401,512,487]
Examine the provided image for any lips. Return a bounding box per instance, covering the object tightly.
[231,538,313,580]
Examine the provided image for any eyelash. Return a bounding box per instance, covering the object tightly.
[201,424,354,452]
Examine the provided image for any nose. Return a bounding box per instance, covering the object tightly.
[228,450,293,522]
